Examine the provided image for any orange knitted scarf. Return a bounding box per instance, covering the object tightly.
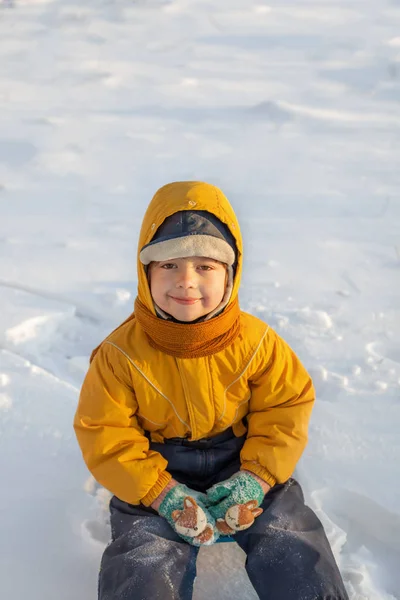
[90,297,241,362]
[134,296,241,358]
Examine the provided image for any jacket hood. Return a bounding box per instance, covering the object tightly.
[137,181,243,314]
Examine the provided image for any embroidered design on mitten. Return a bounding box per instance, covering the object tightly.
[215,500,263,535]
[172,496,214,545]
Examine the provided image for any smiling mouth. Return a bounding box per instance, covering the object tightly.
[169,297,201,305]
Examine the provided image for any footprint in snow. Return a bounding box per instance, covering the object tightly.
[81,476,112,546]
[366,341,400,367]
[312,487,400,598]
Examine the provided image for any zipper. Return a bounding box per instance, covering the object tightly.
[176,358,196,439]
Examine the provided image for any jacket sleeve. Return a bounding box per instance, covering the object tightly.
[73,343,172,506]
[240,328,315,488]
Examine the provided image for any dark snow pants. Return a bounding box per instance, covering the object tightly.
[98,429,349,600]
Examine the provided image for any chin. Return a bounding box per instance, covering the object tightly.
[169,304,210,322]
[172,310,202,322]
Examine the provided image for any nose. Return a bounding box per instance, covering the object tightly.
[176,266,196,289]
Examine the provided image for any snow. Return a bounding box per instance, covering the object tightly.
[0,0,399,598]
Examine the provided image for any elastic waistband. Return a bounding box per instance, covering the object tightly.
[164,427,237,449]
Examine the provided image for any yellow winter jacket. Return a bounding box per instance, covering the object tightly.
[74,182,315,506]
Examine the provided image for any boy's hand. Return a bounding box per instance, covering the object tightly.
[207,471,269,536]
[154,481,219,546]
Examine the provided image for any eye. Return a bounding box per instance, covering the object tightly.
[198,265,213,271]
[161,263,176,269]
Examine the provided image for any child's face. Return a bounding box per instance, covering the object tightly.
[149,257,227,322]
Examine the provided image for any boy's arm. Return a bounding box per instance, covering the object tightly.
[73,343,171,506]
[240,328,315,488]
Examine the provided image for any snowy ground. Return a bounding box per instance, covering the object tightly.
[0,0,399,598]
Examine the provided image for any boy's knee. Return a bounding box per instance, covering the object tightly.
[245,545,347,600]
[99,526,198,600]
[255,479,323,535]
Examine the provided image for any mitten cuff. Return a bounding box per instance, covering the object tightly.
[141,471,173,506]
[240,462,277,488]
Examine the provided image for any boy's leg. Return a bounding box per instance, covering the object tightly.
[234,479,349,600]
[98,495,199,600]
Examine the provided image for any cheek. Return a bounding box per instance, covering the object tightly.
[205,273,226,302]
[149,272,168,298]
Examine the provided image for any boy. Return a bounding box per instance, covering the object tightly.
[74,181,348,599]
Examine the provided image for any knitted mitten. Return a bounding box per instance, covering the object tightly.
[207,472,265,536]
[158,484,218,546]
